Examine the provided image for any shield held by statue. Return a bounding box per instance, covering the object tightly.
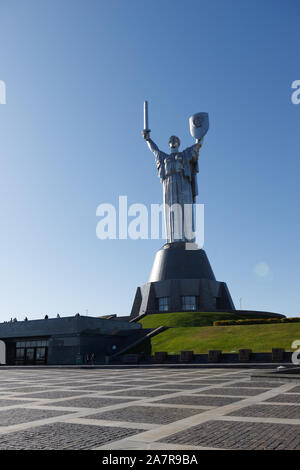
[189,112,209,140]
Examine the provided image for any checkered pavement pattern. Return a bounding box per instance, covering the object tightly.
[0,367,299,450]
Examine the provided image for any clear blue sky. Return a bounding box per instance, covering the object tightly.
[0,0,299,320]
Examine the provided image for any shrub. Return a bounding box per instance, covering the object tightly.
[281,317,300,323]
[213,317,300,326]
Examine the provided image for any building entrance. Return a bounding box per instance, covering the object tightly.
[15,339,48,365]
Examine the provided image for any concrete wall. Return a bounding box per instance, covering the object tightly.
[47,329,152,365]
[115,351,293,364]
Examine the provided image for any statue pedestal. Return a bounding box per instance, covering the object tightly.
[130,242,235,318]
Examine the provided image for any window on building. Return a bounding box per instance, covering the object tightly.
[15,338,49,365]
[16,339,49,348]
[158,297,169,312]
[181,296,197,311]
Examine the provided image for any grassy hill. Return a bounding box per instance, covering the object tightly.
[138,311,274,329]
[128,312,299,355]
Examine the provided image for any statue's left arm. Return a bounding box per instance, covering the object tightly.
[183,138,203,162]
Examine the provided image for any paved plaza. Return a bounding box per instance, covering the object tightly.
[0,367,299,450]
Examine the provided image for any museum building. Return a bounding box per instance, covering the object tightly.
[0,315,143,365]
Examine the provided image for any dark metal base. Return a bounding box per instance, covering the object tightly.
[149,242,216,282]
[130,242,235,318]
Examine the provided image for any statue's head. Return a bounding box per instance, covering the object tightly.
[168,135,180,150]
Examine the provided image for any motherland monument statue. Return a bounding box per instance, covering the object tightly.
[142,101,209,243]
[130,102,235,318]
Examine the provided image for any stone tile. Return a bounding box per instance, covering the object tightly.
[0,383,26,388]
[18,391,91,399]
[214,376,250,381]
[148,384,209,390]
[0,422,144,450]
[181,379,234,384]
[73,385,134,391]
[0,399,34,407]
[174,381,227,386]
[266,394,300,404]
[109,389,175,397]
[288,386,300,394]
[7,387,52,394]
[228,404,300,419]
[86,406,205,424]
[116,381,166,386]
[0,408,72,426]
[159,419,300,450]
[223,382,278,388]
[197,387,268,396]
[33,382,94,388]
[155,395,242,407]
[44,396,136,408]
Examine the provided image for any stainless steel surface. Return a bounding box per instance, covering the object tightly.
[143,105,209,243]
[143,100,149,130]
[189,112,209,140]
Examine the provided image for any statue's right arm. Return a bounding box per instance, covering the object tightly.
[143,134,165,167]
[146,138,160,156]
[146,138,165,174]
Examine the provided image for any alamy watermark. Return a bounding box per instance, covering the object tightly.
[96,196,205,248]
[291,340,300,364]
[291,80,300,105]
[0,80,6,104]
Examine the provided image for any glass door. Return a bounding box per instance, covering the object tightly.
[25,348,35,364]
[35,347,47,364]
[15,348,25,365]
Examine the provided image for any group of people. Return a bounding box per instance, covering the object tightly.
[4,312,82,323]
[84,352,96,365]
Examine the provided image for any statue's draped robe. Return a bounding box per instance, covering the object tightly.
[147,139,200,243]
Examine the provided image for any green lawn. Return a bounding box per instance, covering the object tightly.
[138,311,274,329]
[132,323,300,354]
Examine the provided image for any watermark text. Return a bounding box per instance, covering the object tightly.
[291,80,300,104]
[0,80,6,104]
[96,196,204,248]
